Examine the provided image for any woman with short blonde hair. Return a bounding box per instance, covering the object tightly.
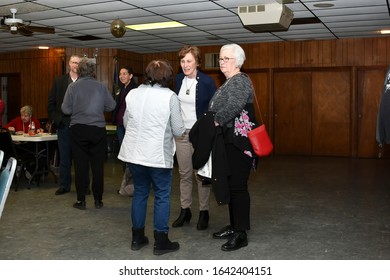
[4,105,42,134]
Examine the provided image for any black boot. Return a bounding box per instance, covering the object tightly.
[131,228,149,251]
[153,231,180,255]
[196,210,209,230]
[172,208,192,227]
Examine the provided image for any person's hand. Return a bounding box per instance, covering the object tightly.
[214,121,220,126]
[8,126,15,132]
[36,128,44,133]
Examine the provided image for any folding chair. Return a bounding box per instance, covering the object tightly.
[0,150,4,167]
[0,128,36,191]
[0,157,17,220]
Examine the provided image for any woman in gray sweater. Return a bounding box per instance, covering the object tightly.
[62,58,116,210]
[208,43,256,251]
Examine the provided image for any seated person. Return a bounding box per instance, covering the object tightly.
[4,105,46,183]
[4,105,43,134]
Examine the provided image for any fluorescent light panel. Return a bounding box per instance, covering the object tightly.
[380,29,390,34]
[126,21,185,31]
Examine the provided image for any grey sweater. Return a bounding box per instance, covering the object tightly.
[208,73,253,126]
[62,76,116,128]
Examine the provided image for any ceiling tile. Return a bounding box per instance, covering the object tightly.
[0,0,389,54]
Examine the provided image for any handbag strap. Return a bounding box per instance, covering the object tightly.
[248,78,264,125]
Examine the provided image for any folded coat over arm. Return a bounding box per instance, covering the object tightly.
[189,111,230,205]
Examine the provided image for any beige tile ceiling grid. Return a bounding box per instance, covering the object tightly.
[0,0,389,54]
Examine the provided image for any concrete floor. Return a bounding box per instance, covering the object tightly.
[0,155,389,260]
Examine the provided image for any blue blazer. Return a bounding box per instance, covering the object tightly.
[174,70,217,120]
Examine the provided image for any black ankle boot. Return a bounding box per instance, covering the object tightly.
[131,227,149,251]
[172,208,192,227]
[153,231,179,255]
[196,210,209,230]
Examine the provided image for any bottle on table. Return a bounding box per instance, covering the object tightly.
[28,121,36,136]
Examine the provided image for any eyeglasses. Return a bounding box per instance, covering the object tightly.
[218,57,235,63]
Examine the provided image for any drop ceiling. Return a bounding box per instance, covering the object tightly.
[0,0,389,54]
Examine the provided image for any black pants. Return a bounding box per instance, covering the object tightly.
[225,143,252,231]
[70,124,106,202]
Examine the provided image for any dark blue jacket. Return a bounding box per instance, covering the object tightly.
[174,71,216,119]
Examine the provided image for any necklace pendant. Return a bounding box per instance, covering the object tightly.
[186,89,190,95]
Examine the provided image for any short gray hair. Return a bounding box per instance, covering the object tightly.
[77,58,96,78]
[20,105,33,116]
[220,43,246,68]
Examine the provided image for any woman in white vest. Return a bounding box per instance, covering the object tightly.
[118,59,185,256]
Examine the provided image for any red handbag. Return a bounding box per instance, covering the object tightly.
[248,124,273,157]
[248,83,273,157]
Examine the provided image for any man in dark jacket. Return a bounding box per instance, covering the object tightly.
[48,55,80,195]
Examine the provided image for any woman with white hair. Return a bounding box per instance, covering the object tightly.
[62,58,116,210]
[4,105,43,134]
[208,43,257,251]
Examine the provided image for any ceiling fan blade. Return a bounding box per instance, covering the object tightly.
[0,25,10,31]
[26,25,55,34]
[17,25,33,36]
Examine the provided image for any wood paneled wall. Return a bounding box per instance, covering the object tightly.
[0,48,64,119]
[64,48,143,120]
[64,48,143,92]
[1,37,390,157]
[0,48,143,120]
[141,37,390,70]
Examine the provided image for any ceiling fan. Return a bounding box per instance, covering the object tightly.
[0,8,55,36]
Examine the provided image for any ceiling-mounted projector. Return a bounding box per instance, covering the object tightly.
[238,3,294,32]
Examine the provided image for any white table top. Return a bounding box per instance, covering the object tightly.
[11,133,58,142]
[106,124,117,131]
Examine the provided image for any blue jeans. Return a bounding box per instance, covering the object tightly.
[128,163,172,232]
[57,127,72,191]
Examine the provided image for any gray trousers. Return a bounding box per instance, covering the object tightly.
[175,130,210,211]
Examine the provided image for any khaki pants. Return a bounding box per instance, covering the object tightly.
[175,130,210,211]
